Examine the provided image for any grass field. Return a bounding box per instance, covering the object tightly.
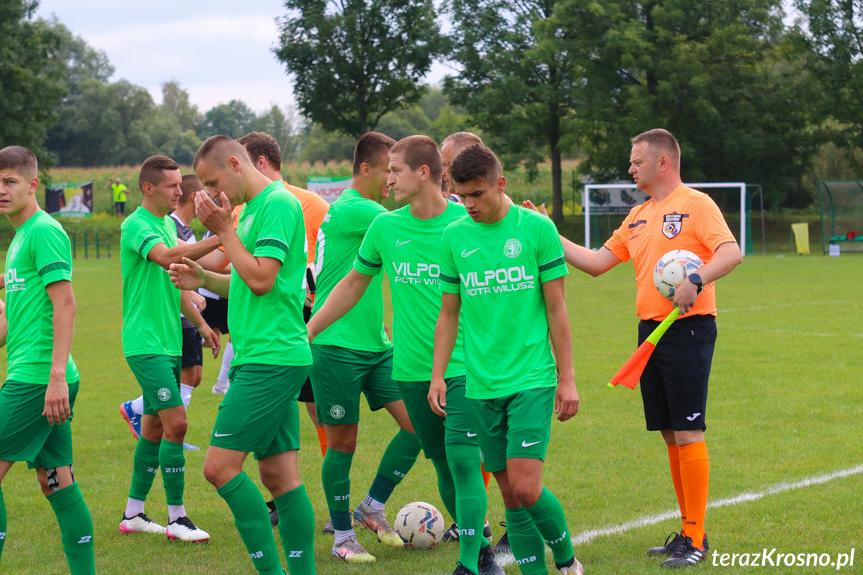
[1,253,861,574]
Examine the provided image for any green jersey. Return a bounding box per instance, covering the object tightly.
[439,204,568,399]
[4,210,78,384]
[121,207,181,357]
[312,188,390,352]
[354,202,467,381]
[229,182,312,367]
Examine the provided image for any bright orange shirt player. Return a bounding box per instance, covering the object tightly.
[531,128,742,568]
[284,183,329,266]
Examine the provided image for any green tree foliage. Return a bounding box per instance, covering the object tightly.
[793,0,863,153]
[559,0,816,208]
[274,0,448,137]
[0,1,67,163]
[445,0,582,222]
[197,99,257,139]
[252,105,303,164]
[161,80,201,133]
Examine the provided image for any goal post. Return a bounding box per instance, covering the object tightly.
[583,182,757,257]
[818,181,863,254]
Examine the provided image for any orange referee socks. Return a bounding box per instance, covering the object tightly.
[678,441,709,549]
[315,427,328,458]
[481,462,491,492]
[666,443,686,533]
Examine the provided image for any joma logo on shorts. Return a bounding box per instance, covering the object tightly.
[516,555,537,565]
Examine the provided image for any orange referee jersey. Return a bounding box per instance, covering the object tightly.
[604,184,736,321]
[284,182,329,266]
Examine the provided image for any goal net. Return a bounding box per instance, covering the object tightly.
[583,183,764,256]
[818,181,863,254]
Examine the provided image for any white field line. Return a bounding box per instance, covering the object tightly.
[486,463,863,568]
[718,324,863,338]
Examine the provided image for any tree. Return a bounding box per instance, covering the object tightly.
[47,16,113,94]
[0,1,68,163]
[252,104,303,164]
[445,0,583,223]
[559,0,817,209]
[274,0,448,137]
[161,81,201,133]
[197,100,257,139]
[793,0,863,154]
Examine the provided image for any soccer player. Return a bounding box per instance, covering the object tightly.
[440,131,484,201]
[119,155,221,542]
[535,129,741,567]
[120,174,212,450]
[0,145,95,574]
[308,135,504,575]
[432,145,584,575]
[308,132,422,563]
[237,131,330,458]
[170,135,316,575]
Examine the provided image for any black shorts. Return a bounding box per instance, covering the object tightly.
[638,315,716,432]
[181,321,203,368]
[297,377,315,403]
[201,296,229,335]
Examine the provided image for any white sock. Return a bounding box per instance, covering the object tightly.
[130,396,144,416]
[124,498,145,518]
[180,384,193,410]
[217,342,234,384]
[334,528,356,546]
[363,494,385,512]
[168,504,186,523]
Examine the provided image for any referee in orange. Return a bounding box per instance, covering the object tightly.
[531,128,742,568]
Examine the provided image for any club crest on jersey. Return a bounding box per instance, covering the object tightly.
[504,238,522,258]
[662,212,688,239]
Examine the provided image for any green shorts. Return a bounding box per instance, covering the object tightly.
[0,380,80,469]
[398,376,478,460]
[126,355,182,415]
[468,386,555,473]
[310,344,402,425]
[211,363,310,460]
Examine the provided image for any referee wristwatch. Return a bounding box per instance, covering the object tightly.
[688,272,704,295]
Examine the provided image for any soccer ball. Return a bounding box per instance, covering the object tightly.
[394,502,445,549]
[653,250,703,301]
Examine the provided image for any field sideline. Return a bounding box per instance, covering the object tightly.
[0,254,860,574]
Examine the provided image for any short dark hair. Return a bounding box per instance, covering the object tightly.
[179,174,202,204]
[0,146,37,178]
[450,145,502,185]
[632,129,680,164]
[139,155,180,191]
[391,135,442,184]
[238,131,281,171]
[194,135,252,172]
[353,132,395,176]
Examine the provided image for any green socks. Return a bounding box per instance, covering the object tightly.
[218,472,282,575]
[0,487,6,561]
[524,487,574,566]
[275,484,315,575]
[448,443,487,575]
[431,456,458,520]
[505,506,547,575]
[159,439,185,506]
[368,429,420,503]
[47,482,95,575]
[128,437,160,501]
[322,449,354,530]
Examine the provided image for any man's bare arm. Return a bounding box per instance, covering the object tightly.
[307,269,373,342]
[147,235,222,270]
[45,281,75,425]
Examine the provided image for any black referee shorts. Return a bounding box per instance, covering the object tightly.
[181,321,203,368]
[201,296,229,335]
[637,314,716,432]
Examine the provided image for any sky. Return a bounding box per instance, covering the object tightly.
[34,0,449,114]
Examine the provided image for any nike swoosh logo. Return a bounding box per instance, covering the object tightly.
[686,413,702,421]
[466,432,477,437]
[461,248,480,257]
[522,440,541,448]
[396,240,413,246]
[214,432,233,437]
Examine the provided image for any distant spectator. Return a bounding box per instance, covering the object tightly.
[111,177,128,216]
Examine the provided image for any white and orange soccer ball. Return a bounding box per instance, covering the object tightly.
[653,249,703,301]
[394,501,445,549]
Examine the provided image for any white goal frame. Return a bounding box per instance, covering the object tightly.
[583,182,747,257]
